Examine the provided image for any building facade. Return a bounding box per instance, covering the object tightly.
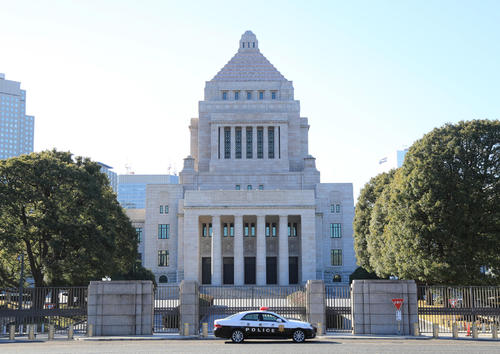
[130,31,356,285]
[378,147,409,173]
[98,162,118,193]
[118,174,179,209]
[0,74,34,160]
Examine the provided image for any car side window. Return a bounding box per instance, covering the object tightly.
[241,313,260,321]
[261,313,279,322]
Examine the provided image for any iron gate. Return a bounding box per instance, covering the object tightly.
[154,285,180,333]
[0,287,87,336]
[325,285,352,332]
[418,285,500,333]
[199,285,306,332]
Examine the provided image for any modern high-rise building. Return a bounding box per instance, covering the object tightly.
[127,31,356,285]
[378,148,408,173]
[97,162,118,193]
[118,174,179,209]
[0,74,34,159]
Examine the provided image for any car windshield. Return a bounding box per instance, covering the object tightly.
[225,313,239,320]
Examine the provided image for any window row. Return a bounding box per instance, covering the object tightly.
[159,205,169,214]
[330,204,341,213]
[200,222,299,237]
[222,90,277,101]
[158,250,169,267]
[330,223,342,238]
[235,184,264,190]
[219,126,280,160]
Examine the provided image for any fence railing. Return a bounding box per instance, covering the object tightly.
[325,285,352,332]
[418,285,500,333]
[0,287,88,336]
[153,285,180,333]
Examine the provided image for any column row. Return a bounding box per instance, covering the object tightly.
[217,125,281,160]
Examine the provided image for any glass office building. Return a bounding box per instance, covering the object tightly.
[0,74,34,159]
[118,174,179,209]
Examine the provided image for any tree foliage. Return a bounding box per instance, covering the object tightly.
[354,120,500,285]
[0,150,142,287]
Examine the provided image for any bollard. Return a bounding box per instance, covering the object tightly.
[28,324,35,340]
[202,323,208,337]
[432,323,439,338]
[492,324,498,340]
[9,324,15,340]
[68,324,74,340]
[183,323,189,336]
[48,324,55,340]
[452,323,458,338]
[88,323,94,337]
[413,323,420,336]
[317,322,323,336]
[472,323,478,339]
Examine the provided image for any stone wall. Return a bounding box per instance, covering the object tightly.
[88,281,153,336]
[351,280,418,335]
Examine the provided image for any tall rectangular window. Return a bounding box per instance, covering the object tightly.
[330,223,342,238]
[272,223,277,237]
[268,127,274,159]
[266,223,270,237]
[158,250,169,267]
[257,127,263,159]
[336,204,341,213]
[208,223,212,237]
[330,204,335,213]
[259,91,264,100]
[244,223,249,237]
[224,127,231,159]
[222,91,228,100]
[288,223,298,237]
[251,223,256,237]
[247,91,252,100]
[235,127,242,159]
[246,127,253,159]
[158,224,170,239]
[331,249,342,266]
[202,224,207,237]
[160,205,169,214]
[223,224,228,237]
[271,91,277,100]
[235,184,241,190]
[136,228,142,242]
[160,205,163,214]
[230,223,234,237]
[234,91,239,100]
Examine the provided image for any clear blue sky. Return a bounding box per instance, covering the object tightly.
[1,0,498,199]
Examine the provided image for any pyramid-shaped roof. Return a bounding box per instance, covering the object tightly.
[211,31,287,82]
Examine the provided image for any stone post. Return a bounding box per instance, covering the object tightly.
[256,215,266,285]
[306,280,326,334]
[9,324,15,340]
[88,280,154,336]
[278,215,289,285]
[211,215,222,285]
[234,215,244,285]
[179,280,199,335]
[351,280,418,335]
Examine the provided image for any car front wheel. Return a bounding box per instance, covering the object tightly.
[231,329,244,343]
[292,329,306,343]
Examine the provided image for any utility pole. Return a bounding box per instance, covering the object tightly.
[18,254,24,310]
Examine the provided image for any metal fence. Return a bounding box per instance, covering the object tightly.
[199,285,306,332]
[0,287,87,336]
[418,285,500,333]
[154,285,180,333]
[325,285,352,332]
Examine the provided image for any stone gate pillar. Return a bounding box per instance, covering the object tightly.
[306,279,326,334]
[179,280,199,335]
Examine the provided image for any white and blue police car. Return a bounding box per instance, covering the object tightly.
[214,307,317,343]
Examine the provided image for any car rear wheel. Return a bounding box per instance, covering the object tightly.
[231,329,244,343]
[292,329,305,343]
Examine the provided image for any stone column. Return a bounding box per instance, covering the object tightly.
[242,126,247,160]
[275,125,280,159]
[252,126,257,159]
[210,124,217,161]
[301,210,316,282]
[230,126,235,160]
[263,125,268,160]
[278,215,289,285]
[183,212,200,282]
[256,215,266,285]
[234,215,244,285]
[179,280,199,335]
[219,126,224,159]
[211,215,222,285]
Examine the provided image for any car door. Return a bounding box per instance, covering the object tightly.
[240,313,260,338]
[260,313,282,338]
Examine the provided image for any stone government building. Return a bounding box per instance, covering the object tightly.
[128,31,356,285]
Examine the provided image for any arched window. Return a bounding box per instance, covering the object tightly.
[159,275,168,283]
[333,274,341,283]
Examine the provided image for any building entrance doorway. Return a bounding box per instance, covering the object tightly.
[266,257,277,284]
[244,257,256,284]
[223,257,234,284]
[202,257,211,284]
[289,256,299,284]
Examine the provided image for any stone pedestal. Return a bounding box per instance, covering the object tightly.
[306,280,326,334]
[88,281,153,336]
[351,280,417,335]
[179,280,199,335]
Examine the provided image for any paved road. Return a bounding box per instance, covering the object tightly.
[0,338,499,354]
